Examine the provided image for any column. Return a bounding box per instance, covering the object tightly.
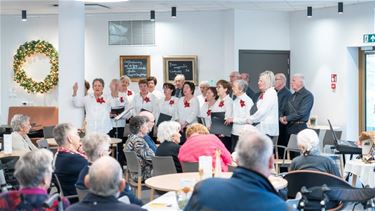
[58,0,85,127]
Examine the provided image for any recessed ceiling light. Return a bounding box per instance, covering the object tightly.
[77,0,128,2]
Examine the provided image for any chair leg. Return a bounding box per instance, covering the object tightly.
[339,155,345,178]
[137,177,142,199]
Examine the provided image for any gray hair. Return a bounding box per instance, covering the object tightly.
[297,129,319,155]
[10,114,30,132]
[157,121,181,143]
[234,80,248,93]
[129,116,148,134]
[53,123,75,146]
[260,70,275,89]
[275,73,287,84]
[14,149,53,188]
[235,126,273,170]
[199,81,210,88]
[293,73,305,86]
[82,133,111,162]
[174,74,185,81]
[88,156,122,197]
[230,71,241,79]
[120,75,131,83]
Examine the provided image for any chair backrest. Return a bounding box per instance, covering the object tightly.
[52,173,63,196]
[271,136,279,146]
[311,129,320,136]
[123,151,141,176]
[0,162,8,193]
[287,134,299,152]
[0,156,20,189]
[322,130,342,147]
[43,126,55,139]
[76,187,89,201]
[36,139,50,149]
[284,170,352,198]
[181,162,199,172]
[152,156,177,176]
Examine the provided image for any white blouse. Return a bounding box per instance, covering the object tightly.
[211,95,233,120]
[108,92,130,128]
[248,87,279,136]
[132,92,159,116]
[73,93,112,134]
[157,96,179,121]
[200,101,215,128]
[177,96,200,125]
[152,89,164,101]
[120,89,135,106]
[232,93,254,136]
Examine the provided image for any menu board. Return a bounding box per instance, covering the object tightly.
[120,56,150,81]
[163,56,198,84]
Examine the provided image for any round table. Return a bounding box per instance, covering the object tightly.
[0,150,27,158]
[145,172,288,200]
[344,159,375,188]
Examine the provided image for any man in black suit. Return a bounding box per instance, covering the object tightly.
[67,156,145,211]
[275,73,292,156]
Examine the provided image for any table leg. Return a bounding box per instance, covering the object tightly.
[339,154,345,178]
[150,188,155,201]
[351,174,357,187]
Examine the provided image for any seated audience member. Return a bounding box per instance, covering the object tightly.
[0,149,69,209]
[67,156,145,211]
[290,129,340,177]
[155,121,182,173]
[10,114,37,151]
[53,123,88,197]
[139,111,158,152]
[124,116,155,181]
[185,128,288,211]
[178,123,232,172]
[76,133,142,206]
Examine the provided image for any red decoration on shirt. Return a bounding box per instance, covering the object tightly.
[240,99,245,107]
[57,146,87,159]
[96,97,105,104]
[218,101,225,107]
[205,98,208,102]
[119,97,124,103]
[259,94,264,100]
[207,109,212,116]
[184,100,190,108]
[144,97,150,103]
[169,100,175,105]
[127,90,133,96]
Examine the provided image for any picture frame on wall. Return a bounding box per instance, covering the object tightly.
[163,56,198,84]
[119,55,150,82]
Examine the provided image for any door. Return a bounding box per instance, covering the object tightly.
[239,50,290,93]
[365,53,375,130]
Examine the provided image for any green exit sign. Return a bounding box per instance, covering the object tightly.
[364,34,375,43]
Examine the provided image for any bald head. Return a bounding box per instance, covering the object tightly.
[86,156,124,197]
[139,111,155,131]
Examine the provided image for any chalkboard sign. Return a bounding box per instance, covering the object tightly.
[120,55,150,82]
[163,56,198,84]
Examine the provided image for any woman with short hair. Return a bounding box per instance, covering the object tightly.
[157,82,179,122]
[290,129,340,177]
[155,121,182,172]
[200,87,218,129]
[10,114,37,151]
[132,79,159,116]
[119,75,135,105]
[247,70,279,138]
[124,116,155,181]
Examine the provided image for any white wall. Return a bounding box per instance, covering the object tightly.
[290,2,375,140]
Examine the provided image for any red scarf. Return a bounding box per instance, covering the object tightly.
[57,146,87,159]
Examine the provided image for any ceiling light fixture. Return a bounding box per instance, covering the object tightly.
[307,6,312,18]
[338,2,344,14]
[150,10,155,21]
[171,7,176,18]
[21,10,27,21]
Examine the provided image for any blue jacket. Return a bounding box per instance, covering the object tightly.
[144,134,157,153]
[184,167,288,211]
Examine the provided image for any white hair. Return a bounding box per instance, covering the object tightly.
[174,74,185,81]
[235,126,273,170]
[10,114,30,132]
[82,132,111,162]
[297,129,319,155]
[157,121,181,143]
[293,73,305,86]
[88,156,123,197]
[230,71,241,79]
[234,80,248,93]
[199,81,210,88]
[260,70,275,89]
[120,75,131,83]
[275,73,287,85]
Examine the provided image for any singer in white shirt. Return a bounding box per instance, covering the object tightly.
[72,78,112,134]
[199,87,218,129]
[247,71,279,137]
[177,82,199,132]
[132,79,159,117]
[147,76,164,101]
[157,82,179,122]
[119,75,135,105]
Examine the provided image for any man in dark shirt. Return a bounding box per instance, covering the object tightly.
[275,73,292,155]
[174,74,185,98]
[280,74,314,137]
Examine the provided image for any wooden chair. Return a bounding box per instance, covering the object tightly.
[181,162,199,172]
[274,134,300,173]
[151,156,177,176]
[123,151,145,198]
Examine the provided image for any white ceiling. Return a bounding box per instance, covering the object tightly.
[0,0,373,15]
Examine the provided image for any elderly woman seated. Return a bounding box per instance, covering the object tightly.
[10,114,37,151]
[0,149,69,209]
[53,123,88,198]
[178,123,232,172]
[289,129,341,177]
[124,116,155,181]
[155,121,182,172]
[76,132,142,206]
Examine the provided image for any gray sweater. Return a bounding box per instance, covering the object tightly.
[290,154,341,177]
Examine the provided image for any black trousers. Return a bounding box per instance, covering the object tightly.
[231,134,239,153]
[277,123,289,157]
[108,127,126,166]
[217,135,232,153]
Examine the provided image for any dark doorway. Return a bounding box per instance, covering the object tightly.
[239,50,290,93]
